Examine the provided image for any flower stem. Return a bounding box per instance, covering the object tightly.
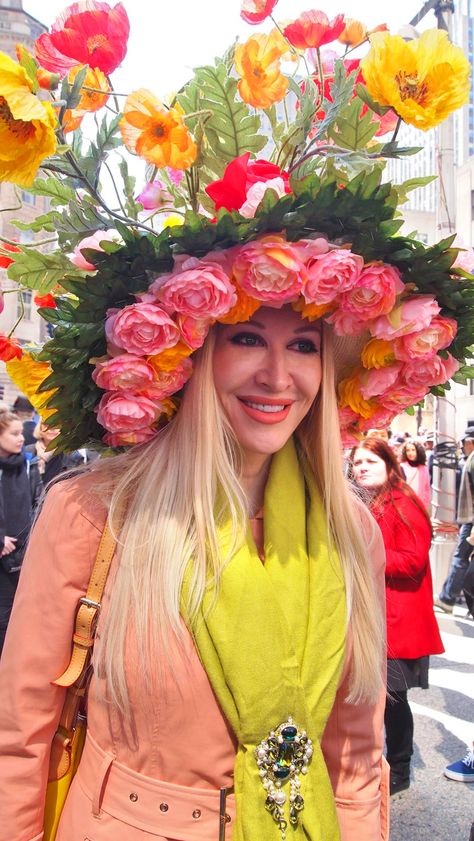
[391,117,402,144]
[8,293,24,339]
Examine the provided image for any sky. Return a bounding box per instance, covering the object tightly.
[23,0,439,98]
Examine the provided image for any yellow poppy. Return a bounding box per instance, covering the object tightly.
[0,51,57,187]
[120,89,197,170]
[338,371,377,419]
[6,352,57,419]
[360,29,470,131]
[235,31,288,109]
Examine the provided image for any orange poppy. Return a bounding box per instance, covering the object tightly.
[235,31,288,109]
[120,89,197,171]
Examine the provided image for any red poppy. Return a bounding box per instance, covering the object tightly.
[205,153,290,212]
[34,1,130,77]
[283,11,345,50]
[240,0,279,25]
[0,335,22,362]
[0,242,20,270]
[34,293,57,309]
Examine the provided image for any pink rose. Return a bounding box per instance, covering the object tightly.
[92,354,156,392]
[137,179,172,210]
[142,358,193,399]
[232,236,305,303]
[106,303,180,356]
[239,177,288,218]
[379,384,427,414]
[393,316,457,361]
[338,262,404,321]
[177,314,210,349]
[103,427,159,447]
[371,295,440,340]
[452,235,474,275]
[70,230,119,271]
[96,391,163,433]
[338,405,359,429]
[401,352,460,389]
[294,237,330,263]
[158,255,237,319]
[324,308,369,336]
[359,363,403,400]
[303,250,364,306]
[359,407,397,432]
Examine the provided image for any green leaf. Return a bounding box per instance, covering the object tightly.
[17,47,39,93]
[355,83,390,117]
[118,157,139,220]
[7,250,85,293]
[378,142,423,158]
[12,212,61,234]
[312,61,358,141]
[328,97,378,151]
[60,64,88,111]
[26,176,76,206]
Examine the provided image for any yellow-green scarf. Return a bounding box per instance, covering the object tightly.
[187,438,346,840]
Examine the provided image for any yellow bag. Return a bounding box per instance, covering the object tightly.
[43,521,116,841]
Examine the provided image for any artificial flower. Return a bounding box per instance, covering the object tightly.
[176,315,211,350]
[401,353,460,389]
[137,179,172,210]
[106,303,180,356]
[96,390,163,433]
[36,67,61,90]
[338,18,367,47]
[359,363,403,400]
[0,335,22,362]
[324,308,371,336]
[235,31,288,108]
[240,0,278,25]
[143,358,193,400]
[162,214,183,228]
[217,283,261,324]
[232,235,305,303]
[92,354,156,392]
[6,352,57,419]
[379,383,427,414]
[452,236,474,274]
[393,315,457,361]
[292,297,333,322]
[361,338,396,369]
[360,29,470,131]
[371,295,440,340]
[67,64,110,113]
[0,240,20,269]
[61,108,83,133]
[70,229,118,270]
[34,293,57,309]
[303,250,364,306]
[0,52,57,187]
[158,256,237,320]
[103,426,159,447]
[34,1,130,77]
[283,11,345,50]
[338,263,404,321]
[205,153,290,213]
[147,342,193,373]
[338,371,377,419]
[120,89,197,170]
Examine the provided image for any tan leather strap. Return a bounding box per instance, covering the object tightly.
[53,518,117,688]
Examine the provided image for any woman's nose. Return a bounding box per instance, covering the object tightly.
[255,349,292,392]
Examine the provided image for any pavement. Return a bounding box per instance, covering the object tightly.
[390,605,474,841]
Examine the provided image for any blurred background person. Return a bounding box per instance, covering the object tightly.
[0,411,42,655]
[25,422,82,487]
[12,396,36,446]
[389,434,406,465]
[400,441,431,512]
[350,438,443,796]
[366,428,391,442]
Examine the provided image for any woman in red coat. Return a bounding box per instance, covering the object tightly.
[351,437,444,796]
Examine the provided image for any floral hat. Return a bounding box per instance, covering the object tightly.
[1,1,474,450]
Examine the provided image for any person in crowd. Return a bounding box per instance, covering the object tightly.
[366,428,391,442]
[443,742,474,784]
[12,396,37,446]
[389,434,406,465]
[0,411,42,654]
[400,441,431,512]
[435,434,474,613]
[350,438,444,796]
[0,307,389,841]
[25,422,84,486]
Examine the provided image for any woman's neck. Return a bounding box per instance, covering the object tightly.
[241,453,272,517]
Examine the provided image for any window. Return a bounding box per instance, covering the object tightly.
[21,191,36,206]
[17,290,32,321]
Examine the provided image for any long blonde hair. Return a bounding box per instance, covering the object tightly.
[93,325,384,711]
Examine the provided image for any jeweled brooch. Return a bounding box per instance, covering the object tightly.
[255,716,313,840]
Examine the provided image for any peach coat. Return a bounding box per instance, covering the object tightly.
[0,474,389,841]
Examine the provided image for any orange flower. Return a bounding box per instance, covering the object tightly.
[361,338,395,369]
[147,342,193,373]
[0,334,22,361]
[292,297,333,321]
[61,108,83,133]
[217,283,260,324]
[68,65,110,113]
[338,19,367,47]
[338,371,377,420]
[235,31,288,108]
[120,89,197,171]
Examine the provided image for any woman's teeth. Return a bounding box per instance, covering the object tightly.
[243,400,287,413]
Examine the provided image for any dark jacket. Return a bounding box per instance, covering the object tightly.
[24,444,80,487]
[0,452,42,573]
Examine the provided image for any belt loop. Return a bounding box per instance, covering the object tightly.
[91,750,115,818]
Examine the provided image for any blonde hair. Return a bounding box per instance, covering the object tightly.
[0,410,21,433]
[93,325,384,711]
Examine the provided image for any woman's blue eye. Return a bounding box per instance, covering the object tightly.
[291,339,318,354]
[229,332,263,346]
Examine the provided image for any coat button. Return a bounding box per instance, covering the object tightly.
[129,793,138,802]
[192,809,202,819]
[160,803,169,812]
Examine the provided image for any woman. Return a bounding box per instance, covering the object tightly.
[0,306,388,841]
[0,410,42,653]
[400,441,431,511]
[25,421,83,486]
[350,438,444,796]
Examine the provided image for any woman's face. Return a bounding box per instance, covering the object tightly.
[0,420,24,455]
[40,424,60,446]
[405,443,417,462]
[213,306,322,466]
[352,447,388,491]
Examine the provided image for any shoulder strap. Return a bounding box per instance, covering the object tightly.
[53,518,117,688]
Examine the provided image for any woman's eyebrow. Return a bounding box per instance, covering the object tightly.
[294,325,321,334]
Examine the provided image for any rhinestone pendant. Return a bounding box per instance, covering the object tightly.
[255,717,312,839]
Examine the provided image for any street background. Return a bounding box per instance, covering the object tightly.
[391,607,474,840]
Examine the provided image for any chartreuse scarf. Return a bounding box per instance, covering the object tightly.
[185,438,346,840]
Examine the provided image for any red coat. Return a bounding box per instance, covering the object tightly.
[371,487,444,660]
